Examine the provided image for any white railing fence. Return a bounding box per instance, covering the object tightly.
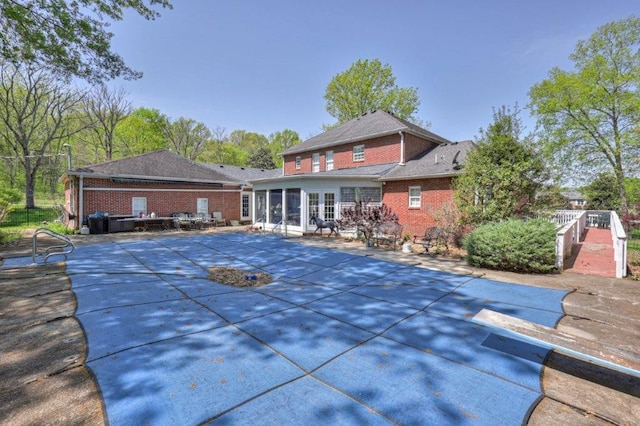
[610,211,627,278]
[554,210,586,270]
[552,210,626,278]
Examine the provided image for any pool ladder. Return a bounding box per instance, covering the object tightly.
[32,228,75,264]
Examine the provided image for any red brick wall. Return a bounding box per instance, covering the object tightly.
[382,178,454,237]
[284,134,403,175]
[283,133,441,174]
[80,178,241,221]
[404,134,438,161]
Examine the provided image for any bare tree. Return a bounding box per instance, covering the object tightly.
[163,117,211,161]
[82,85,132,160]
[0,64,86,207]
[210,125,228,163]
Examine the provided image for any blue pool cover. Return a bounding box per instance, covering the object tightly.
[66,233,568,425]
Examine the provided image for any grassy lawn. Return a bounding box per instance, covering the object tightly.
[1,206,62,228]
[1,205,73,248]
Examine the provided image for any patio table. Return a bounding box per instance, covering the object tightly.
[117,217,174,231]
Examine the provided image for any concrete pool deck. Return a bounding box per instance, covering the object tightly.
[1,229,639,424]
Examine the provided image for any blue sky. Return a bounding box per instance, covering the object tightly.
[108,1,639,142]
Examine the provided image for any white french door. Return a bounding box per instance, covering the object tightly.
[307,191,336,228]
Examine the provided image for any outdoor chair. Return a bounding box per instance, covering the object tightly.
[173,213,192,230]
[212,212,226,227]
[197,213,213,228]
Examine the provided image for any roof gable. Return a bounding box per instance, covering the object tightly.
[281,110,451,156]
[70,150,236,183]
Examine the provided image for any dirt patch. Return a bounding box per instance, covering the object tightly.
[208,266,272,287]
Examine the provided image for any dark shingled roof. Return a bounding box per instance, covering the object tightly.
[281,110,451,156]
[69,150,236,183]
[250,162,398,183]
[381,140,475,180]
[203,163,282,184]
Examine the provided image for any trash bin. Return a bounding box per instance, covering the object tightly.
[88,215,104,234]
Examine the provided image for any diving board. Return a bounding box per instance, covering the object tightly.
[472,309,640,379]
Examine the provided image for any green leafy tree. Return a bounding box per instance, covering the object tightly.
[228,130,269,153]
[0,0,172,83]
[625,177,640,208]
[216,143,248,166]
[582,173,621,210]
[247,146,277,170]
[455,105,548,225]
[528,16,640,214]
[268,129,301,167]
[205,126,228,164]
[163,117,211,161]
[115,107,169,157]
[324,58,420,124]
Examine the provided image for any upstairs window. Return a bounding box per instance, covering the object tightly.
[295,156,301,169]
[409,186,421,208]
[353,144,365,162]
[326,150,334,171]
[312,153,320,172]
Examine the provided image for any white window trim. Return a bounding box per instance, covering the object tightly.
[295,156,301,169]
[326,150,334,171]
[312,153,320,173]
[132,197,147,216]
[353,145,365,162]
[197,198,208,215]
[408,186,421,208]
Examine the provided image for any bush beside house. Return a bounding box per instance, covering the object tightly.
[464,219,557,273]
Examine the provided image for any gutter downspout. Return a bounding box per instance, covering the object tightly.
[399,131,405,165]
[79,175,84,229]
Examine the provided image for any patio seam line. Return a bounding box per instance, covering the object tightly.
[379,311,547,393]
[297,274,549,394]
[153,244,405,422]
[199,373,402,426]
[69,234,565,423]
[75,296,205,317]
[129,237,411,422]
[300,275,476,376]
[83,323,232,364]
[120,240,324,373]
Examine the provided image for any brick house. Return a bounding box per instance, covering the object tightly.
[61,150,278,230]
[250,110,473,237]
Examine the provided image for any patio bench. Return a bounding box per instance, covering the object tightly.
[414,226,446,254]
[371,222,403,251]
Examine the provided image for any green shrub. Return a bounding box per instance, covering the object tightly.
[464,219,557,273]
[630,229,640,240]
[0,229,23,246]
[43,222,74,235]
[0,189,22,224]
